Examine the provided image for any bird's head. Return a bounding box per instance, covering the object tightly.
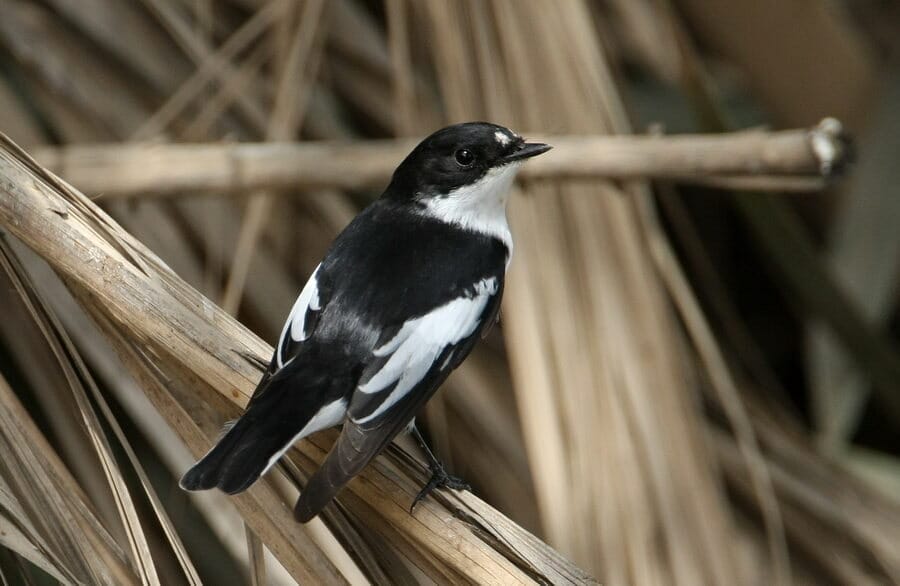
[385,122,551,204]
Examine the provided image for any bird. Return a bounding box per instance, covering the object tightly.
[179,122,551,522]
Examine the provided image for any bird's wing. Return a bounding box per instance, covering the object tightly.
[180,263,350,494]
[277,263,326,368]
[350,276,501,424]
[294,275,503,521]
[250,263,328,397]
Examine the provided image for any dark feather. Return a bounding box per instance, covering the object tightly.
[180,349,351,494]
[293,293,499,522]
[181,123,536,520]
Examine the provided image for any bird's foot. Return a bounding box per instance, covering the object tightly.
[410,461,471,513]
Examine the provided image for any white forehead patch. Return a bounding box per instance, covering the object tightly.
[494,131,511,146]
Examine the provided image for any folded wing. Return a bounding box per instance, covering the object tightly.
[294,276,503,521]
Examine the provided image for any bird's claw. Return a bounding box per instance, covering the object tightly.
[409,462,471,513]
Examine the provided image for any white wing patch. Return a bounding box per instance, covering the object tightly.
[260,397,347,476]
[276,264,321,368]
[354,277,498,424]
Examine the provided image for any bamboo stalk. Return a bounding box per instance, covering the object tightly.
[0,131,595,583]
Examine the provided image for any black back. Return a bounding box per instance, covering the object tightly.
[288,199,508,364]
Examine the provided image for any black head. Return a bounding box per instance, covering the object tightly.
[385,122,551,200]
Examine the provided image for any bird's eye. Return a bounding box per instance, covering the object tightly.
[454,149,475,167]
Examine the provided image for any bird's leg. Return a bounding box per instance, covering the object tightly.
[408,424,471,512]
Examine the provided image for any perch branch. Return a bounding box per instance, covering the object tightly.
[33,119,848,197]
[0,133,595,584]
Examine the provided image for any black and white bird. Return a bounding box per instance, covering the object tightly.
[180,122,550,522]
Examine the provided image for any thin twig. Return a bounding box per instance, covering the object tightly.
[132,0,284,140]
[137,0,269,133]
[221,0,328,314]
[34,120,850,198]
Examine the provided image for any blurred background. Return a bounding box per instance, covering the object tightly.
[0,0,898,584]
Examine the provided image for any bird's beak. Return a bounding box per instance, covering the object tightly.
[503,142,552,163]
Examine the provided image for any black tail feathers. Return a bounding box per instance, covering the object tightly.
[180,354,354,510]
[179,416,284,495]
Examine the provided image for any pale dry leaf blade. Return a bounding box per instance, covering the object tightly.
[0,513,71,584]
[0,241,161,585]
[245,524,267,586]
[0,372,136,585]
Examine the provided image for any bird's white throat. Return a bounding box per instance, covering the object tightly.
[421,162,521,252]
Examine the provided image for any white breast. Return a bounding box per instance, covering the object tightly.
[421,162,521,253]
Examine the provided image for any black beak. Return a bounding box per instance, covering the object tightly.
[503,142,552,163]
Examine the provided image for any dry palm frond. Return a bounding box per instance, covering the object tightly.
[400,2,738,584]
[385,3,738,583]
[0,244,161,585]
[0,371,137,585]
[634,198,791,584]
[652,4,900,583]
[0,239,207,585]
[244,526,266,586]
[0,131,345,583]
[86,308,349,584]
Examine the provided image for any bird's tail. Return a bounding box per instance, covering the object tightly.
[293,428,368,522]
[180,360,348,495]
[179,412,295,495]
[293,417,398,522]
